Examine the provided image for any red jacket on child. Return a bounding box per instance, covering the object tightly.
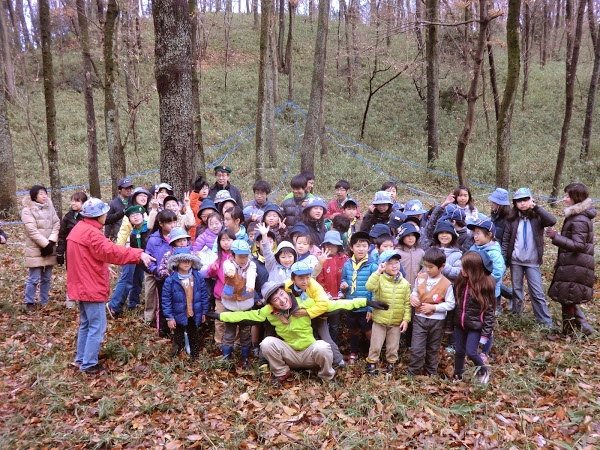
[316,252,349,298]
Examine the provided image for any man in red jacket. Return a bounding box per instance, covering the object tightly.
[67,197,154,374]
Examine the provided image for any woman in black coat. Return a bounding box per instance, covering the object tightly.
[546,183,596,337]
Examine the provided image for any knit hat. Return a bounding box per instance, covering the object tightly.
[214,190,236,205]
[263,203,284,219]
[167,247,202,272]
[124,205,145,217]
[322,230,343,247]
[433,220,457,238]
[488,188,510,206]
[369,223,391,238]
[372,191,393,205]
[169,227,191,245]
[261,281,285,303]
[29,185,47,202]
[387,211,407,229]
[513,187,532,201]
[349,231,371,247]
[290,261,313,275]
[118,177,133,188]
[81,197,110,218]
[231,239,251,255]
[467,218,496,234]
[397,222,420,240]
[404,199,427,216]
[378,249,401,264]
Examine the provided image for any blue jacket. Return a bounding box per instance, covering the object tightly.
[341,257,378,312]
[470,241,505,297]
[145,230,172,280]
[162,270,209,327]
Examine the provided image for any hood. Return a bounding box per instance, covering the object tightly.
[22,196,54,209]
[564,198,596,219]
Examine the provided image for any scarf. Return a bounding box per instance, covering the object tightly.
[350,255,368,294]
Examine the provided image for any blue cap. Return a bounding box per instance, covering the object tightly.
[303,196,328,212]
[467,218,496,234]
[169,227,191,245]
[322,230,343,247]
[262,203,284,219]
[369,223,391,238]
[440,204,466,222]
[404,199,427,216]
[378,249,401,264]
[214,190,236,205]
[198,199,219,217]
[372,191,393,205]
[397,222,420,240]
[342,197,358,208]
[513,187,532,201]
[433,221,457,238]
[387,211,407,229]
[80,197,110,218]
[290,261,313,275]
[231,239,251,255]
[289,222,310,237]
[488,188,510,206]
[118,177,133,188]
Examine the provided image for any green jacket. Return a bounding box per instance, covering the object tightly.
[220,296,368,351]
[365,271,411,326]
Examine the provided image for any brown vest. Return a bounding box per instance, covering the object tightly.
[222,269,254,302]
[416,273,451,304]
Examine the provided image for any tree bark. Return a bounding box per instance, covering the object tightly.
[551,0,586,198]
[340,0,354,99]
[425,0,439,164]
[521,1,531,108]
[495,0,521,189]
[286,2,295,101]
[0,1,16,103]
[301,0,330,173]
[255,0,270,180]
[76,0,101,198]
[580,0,599,160]
[0,47,16,213]
[486,28,500,121]
[153,0,195,199]
[455,0,491,186]
[190,0,206,178]
[16,0,32,51]
[39,0,62,214]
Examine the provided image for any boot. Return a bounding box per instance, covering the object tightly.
[241,347,250,369]
[221,346,233,360]
[573,306,595,336]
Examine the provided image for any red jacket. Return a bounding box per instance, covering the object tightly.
[66,218,143,301]
[316,252,348,298]
[188,191,208,242]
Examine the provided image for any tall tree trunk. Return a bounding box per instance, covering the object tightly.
[253,0,259,29]
[340,0,354,99]
[521,1,531,108]
[287,2,295,101]
[541,1,548,66]
[153,0,195,198]
[426,0,439,164]
[301,0,330,173]
[104,0,125,196]
[16,0,32,51]
[580,0,600,160]
[496,0,521,189]
[551,0,586,198]
[190,0,206,178]
[0,48,16,213]
[26,0,39,47]
[455,0,491,186]
[486,28,500,121]
[267,10,277,167]
[255,0,270,180]
[76,0,101,198]
[39,0,62,214]
[0,2,16,103]
[415,0,423,52]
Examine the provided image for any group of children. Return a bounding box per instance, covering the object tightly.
[44,164,563,385]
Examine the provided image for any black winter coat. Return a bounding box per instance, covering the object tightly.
[57,209,84,256]
[454,284,496,340]
[548,198,596,306]
[501,205,556,266]
[104,196,128,239]
[280,196,309,228]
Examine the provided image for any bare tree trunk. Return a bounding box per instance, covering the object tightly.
[190,0,206,178]
[0,2,16,103]
[486,28,500,121]
[455,0,492,186]
[426,0,439,164]
[26,0,39,46]
[104,0,125,196]
[551,0,586,198]
[39,0,62,214]
[267,5,277,166]
[0,48,16,213]
[415,0,424,51]
[521,1,531,108]
[340,0,354,99]
[255,0,270,180]
[349,0,359,68]
[581,0,600,160]
[253,0,259,29]
[153,0,195,198]
[76,0,101,198]
[16,0,32,51]
[496,0,521,189]
[550,0,561,59]
[301,0,330,173]
[541,0,548,66]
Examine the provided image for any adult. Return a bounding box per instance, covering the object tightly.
[22,185,60,311]
[67,197,154,374]
[104,177,134,240]
[207,165,243,208]
[546,183,596,337]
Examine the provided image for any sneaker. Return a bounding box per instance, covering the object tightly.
[480,353,489,365]
[349,353,359,364]
[25,303,36,313]
[476,369,490,385]
[452,374,463,383]
[386,362,396,374]
[366,362,377,376]
[258,363,270,374]
[106,303,117,319]
[334,359,347,370]
[445,346,455,354]
[82,364,107,375]
[251,347,260,357]
[70,361,82,369]
[271,371,292,385]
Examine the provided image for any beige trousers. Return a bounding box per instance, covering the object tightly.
[260,337,334,381]
[144,273,157,323]
[367,321,401,364]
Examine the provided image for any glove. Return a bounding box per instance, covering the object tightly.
[40,241,55,256]
[56,254,65,265]
[366,300,389,310]
[205,311,221,321]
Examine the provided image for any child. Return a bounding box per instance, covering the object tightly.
[223,205,249,242]
[331,215,351,250]
[365,250,411,374]
[56,191,88,308]
[451,185,479,222]
[104,177,133,240]
[150,182,174,211]
[215,190,238,216]
[246,221,259,243]
[262,204,287,243]
[370,233,396,264]
[407,247,455,376]
[207,229,236,347]
[220,240,257,367]
[341,198,361,242]
[403,199,428,228]
[326,180,361,219]
[192,212,222,253]
[244,180,273,221]
[340,231,379,362]
[195,199,219,238]
[501,188,555,325]
[280,174,310,228]
[188,176,210,242]
[488,188,512,244]
[387,211,407,239]
[291,230,322,274]
[163,247,209,359]
[163,193,196,231]
[395,223,425,289]
[452,251,496,384]
[259,222,298,284]
[381,181,405,212]
[361,191,394,233]
[300,197,328,246]
[157,228,192,279]
[144,209,179,335]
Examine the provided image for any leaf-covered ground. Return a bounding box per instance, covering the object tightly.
[1,224,599,449]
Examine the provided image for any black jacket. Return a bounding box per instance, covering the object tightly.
[57,209,84,256]
[502,205,556,266]
[454,285,496,340]
[208,182,244,208]
[104,196,128,240]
